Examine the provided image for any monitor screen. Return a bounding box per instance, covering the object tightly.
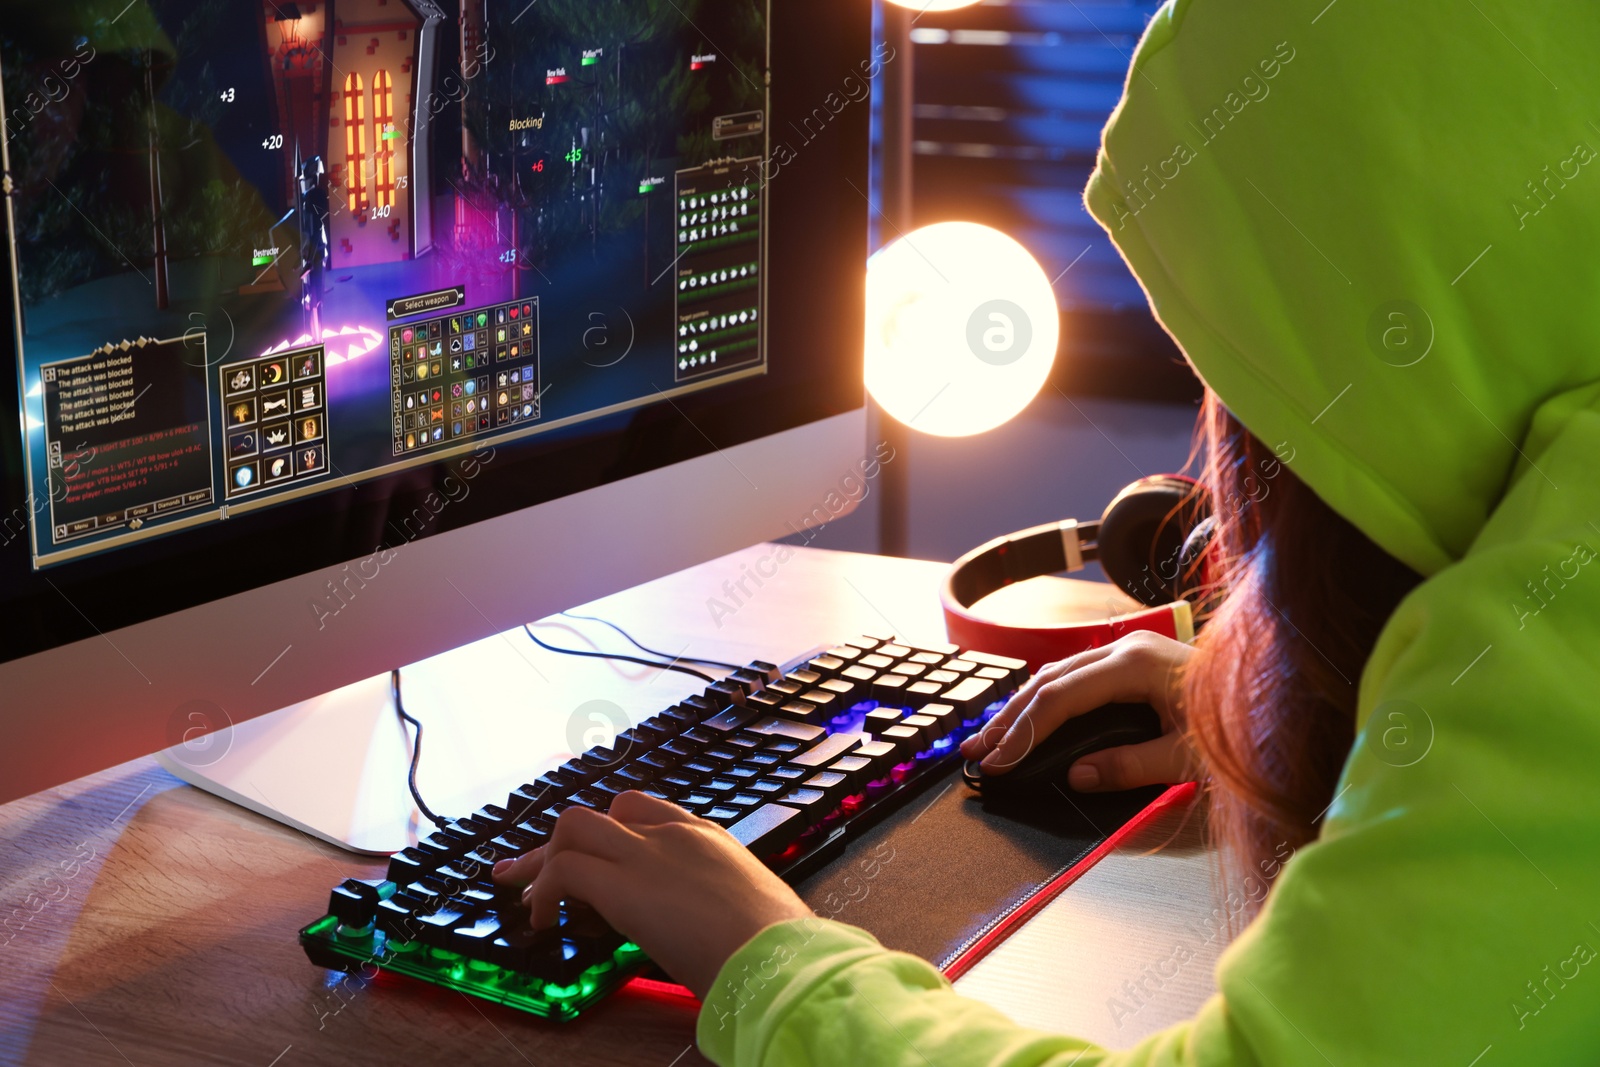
[1,0,867,658]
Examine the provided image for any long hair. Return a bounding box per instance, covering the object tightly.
[1182,393,1422,897]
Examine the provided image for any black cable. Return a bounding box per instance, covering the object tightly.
[391,669,452,830]
[558,609,744,670]
[522,623,717,683]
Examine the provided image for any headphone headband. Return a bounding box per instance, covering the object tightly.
[940,476,1208,671]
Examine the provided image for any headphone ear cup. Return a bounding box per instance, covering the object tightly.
[1097,475,1210,608]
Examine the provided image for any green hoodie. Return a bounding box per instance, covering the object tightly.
[697,1,1600,1063]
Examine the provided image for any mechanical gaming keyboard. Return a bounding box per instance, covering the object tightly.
[299,634,1029,1021]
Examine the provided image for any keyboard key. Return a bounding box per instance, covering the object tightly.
[749,659,783,683]
[763,738,803,756]
[863,707,905,735]
[889,661,926,678]
[782,787,833,826]
[486,927,542,970]
[703,706,757,733]
[802,771,849,806]
[871,673,911,704]
[879,723,924,759]
[570,788,610,811]
[728,667,769,694]
[581,746,627,772]
[328,878,391,927]
[660,705,698,728]
[923,669,959,686]
[908,651,946,667]
[505,785,554,821]
[859,653,894,670]
[789,731,865,768]
[828,754,872,789]
[798,690,842,717]
[920,703,960,739]
[878,643,912,660]
[451,915,503,955]
[904,679,945,706]
[682,694,718,720]
[940,675,1000,718]
[660,738,702,760]
[706,679,747,706]
[746,716,826,745]
[787,668,824,687]
[964,651,1029,687]
[637,749,678,773]
[841,664,877,688]
[818,675,862,702]
[560,758,603,784]
[900,714,938,749]
[386,847,437,885]
[776,700,829,726]
[703,806,743,826]
[619,725,668,749]
[807,654,846,677]
[416,905,471,948]
[726,803,805,856]
[942,657,977,675]
[728,792,764,809]
[826,645,863,662]
[853,739,898,768]
[614,762,655,787]
[748,690,786,713]
[749,777,790,797]
[769,764,808,781]
[768,678,804,698]
[642,712,685,737]
[376,897,425,940]
[975,665,1011,685]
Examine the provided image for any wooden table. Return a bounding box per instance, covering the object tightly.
[0,547,1223,1066]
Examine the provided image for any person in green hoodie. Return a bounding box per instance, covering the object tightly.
[493,1,1600,1061]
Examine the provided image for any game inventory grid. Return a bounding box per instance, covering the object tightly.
[674,159,763,383]
[218,345,328,500]
[391,299,542,456]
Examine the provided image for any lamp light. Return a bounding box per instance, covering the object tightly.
[865,221,1059,437]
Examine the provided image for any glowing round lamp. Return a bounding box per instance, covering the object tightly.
[865,221,1058,437]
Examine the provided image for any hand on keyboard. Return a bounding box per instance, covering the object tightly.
[958,631,1197,792]
[492,790,813,998]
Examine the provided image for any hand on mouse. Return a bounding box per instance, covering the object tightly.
[958,630,1198,792]
[491,790,813,999]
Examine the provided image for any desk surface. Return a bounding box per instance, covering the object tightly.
[0,546,1223,1066]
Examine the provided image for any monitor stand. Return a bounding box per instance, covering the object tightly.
[154,618,711,854]
[156,672,421,855]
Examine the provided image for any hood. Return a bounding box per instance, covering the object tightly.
[1083,0,1600,576]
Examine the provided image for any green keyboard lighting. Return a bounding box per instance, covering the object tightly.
[298,915,650,1022]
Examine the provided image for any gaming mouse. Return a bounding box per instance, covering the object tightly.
[961,702,1163,798]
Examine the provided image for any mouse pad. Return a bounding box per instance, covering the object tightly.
[792,770,1176,973]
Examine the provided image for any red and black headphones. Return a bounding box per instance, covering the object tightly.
[941,475,1215,671]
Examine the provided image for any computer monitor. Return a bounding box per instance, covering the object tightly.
[0,0,873,843]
